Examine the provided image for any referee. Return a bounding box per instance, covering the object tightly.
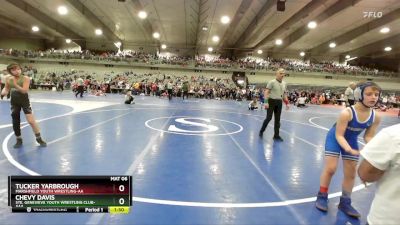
[259,68,289,141]
[344,82,356,106]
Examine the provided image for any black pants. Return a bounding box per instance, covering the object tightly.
[249,106,258,110]
[167,89,173,100]
[260,98,282,137]
[75,86,84,97]
[182,91,188,99]
[348,99,355,106]
[57,84,64,92]
[11,91,32,137]
[125,96,134,104]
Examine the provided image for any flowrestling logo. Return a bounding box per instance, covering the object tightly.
[363,11,383,18]
[145,116,243,136]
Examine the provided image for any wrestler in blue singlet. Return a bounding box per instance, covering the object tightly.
[325,106,375,161]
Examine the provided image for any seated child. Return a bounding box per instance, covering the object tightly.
[124,91,135,104]
[297,95,307,107]
[248,99,258,110]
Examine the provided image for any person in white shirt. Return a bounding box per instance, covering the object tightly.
[296,92,307,108]
[344,82,356,106]
[75,76,84,98]
[358,124,400,225]
[166,80,174,100]
[259,68,290,141]
[248,99,258,110]
[1,70,10,99]
[124,91,134,104]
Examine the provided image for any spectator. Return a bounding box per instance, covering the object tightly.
[358,123,400,225]
[124,91,134,104]
[344,82,356,106]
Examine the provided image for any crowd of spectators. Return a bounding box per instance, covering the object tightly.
[29,69,400,109]
[284,88,400,110]
[1,63,399,111]
[195,56,397,77]
[1,48,398,77]
[25,67,244,100]
[1,48,399,110]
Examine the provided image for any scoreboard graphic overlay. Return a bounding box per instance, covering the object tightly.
[8,176,132,213]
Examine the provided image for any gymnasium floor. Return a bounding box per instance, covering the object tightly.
[0,91,398,225]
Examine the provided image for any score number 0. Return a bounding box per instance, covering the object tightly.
[117,184,127,205]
